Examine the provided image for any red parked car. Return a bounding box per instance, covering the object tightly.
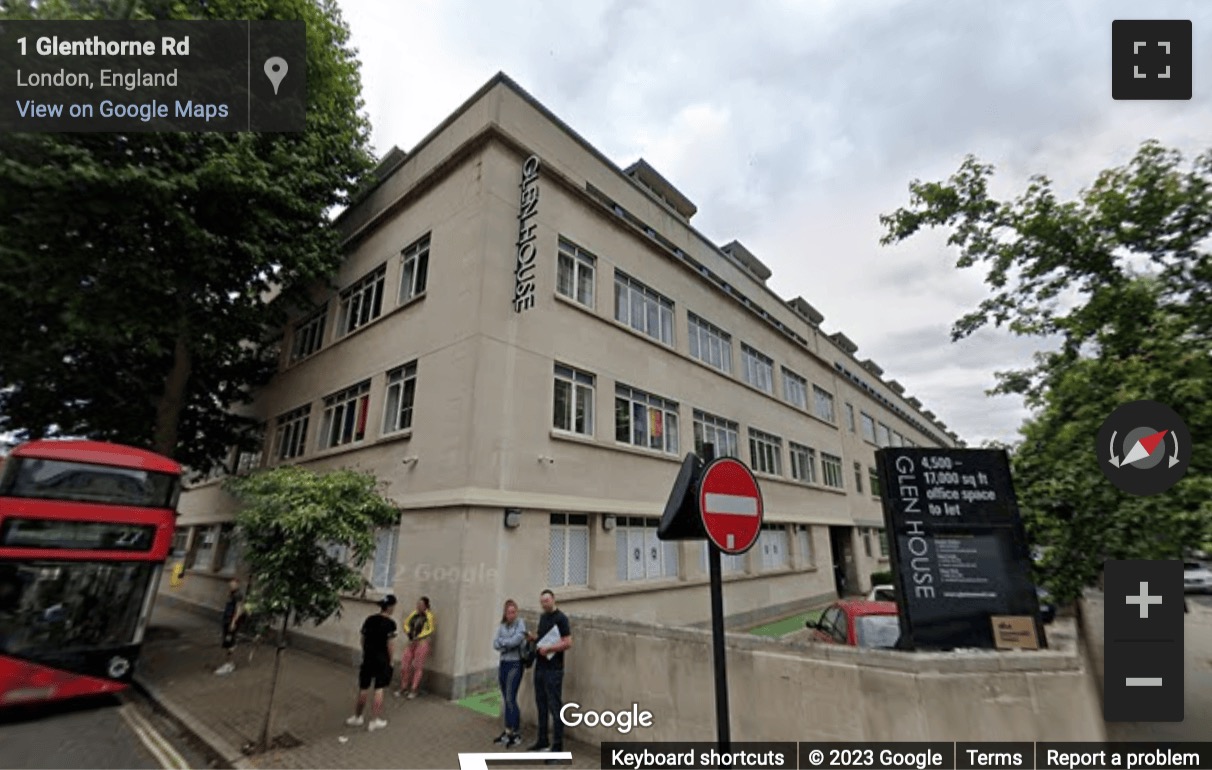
[805,600,900,648]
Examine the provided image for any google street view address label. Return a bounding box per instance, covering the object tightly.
[0,20,305,132]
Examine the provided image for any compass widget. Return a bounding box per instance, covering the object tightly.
[1096,400,1190,496]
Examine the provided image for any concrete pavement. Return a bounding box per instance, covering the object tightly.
[135,600,599,769]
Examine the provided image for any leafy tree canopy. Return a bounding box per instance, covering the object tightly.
[0,0,375,472]
[881,141,1212,602]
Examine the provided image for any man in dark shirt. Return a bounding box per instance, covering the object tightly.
[214,579,243,675]
[347,594,397,731]
[527,589,571,754]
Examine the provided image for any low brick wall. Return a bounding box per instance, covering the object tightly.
[513,612,1107,746]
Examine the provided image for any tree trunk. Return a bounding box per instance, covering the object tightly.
[152,329,192,457]
[258,612,290,753]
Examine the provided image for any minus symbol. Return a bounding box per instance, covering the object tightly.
[1125,678,1163,686]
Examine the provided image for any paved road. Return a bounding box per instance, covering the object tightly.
[0,692,212,769]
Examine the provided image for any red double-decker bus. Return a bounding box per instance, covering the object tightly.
[0,440,182,706]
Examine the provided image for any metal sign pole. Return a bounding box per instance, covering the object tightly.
[702,443,731,754]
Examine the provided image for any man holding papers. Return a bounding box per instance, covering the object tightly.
[526,589,572,756]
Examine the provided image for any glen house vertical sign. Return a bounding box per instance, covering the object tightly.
[513,154,540,312]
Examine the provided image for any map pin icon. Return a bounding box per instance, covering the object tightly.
[264,57,288,95]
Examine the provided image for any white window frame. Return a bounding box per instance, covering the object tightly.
[740,344,774,394]
[821,453,844,489]
[616,517,678,582]
[549,513,589,587]
[692,409,739,459]
[273,404,310,460]
[845,403,856,432]
[338,265,386,337]
[813,385,836,424]
[797,525,815,567]
[382,361,418,435]
[290,305,327,362]
[319,380,372,450]
[614,271,674,345]
[216,523,240,574]
[782,368,808,409]
[615,384,679,455]
[553,364,595,436]
[891,430,904,447]
[371,525,400,591]
[876,422,892,448]
[399,234,430,304]
[758,524,790,571]
[702,543,746,574]
[192,525,219,571]
[687,313,732,373]
[556,238,595,308]
[790,442,816,484]
[748,428,783,476]
[860,412,877,443]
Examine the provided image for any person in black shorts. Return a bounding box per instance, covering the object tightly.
[347,594,397,731]
[214,579,244,675]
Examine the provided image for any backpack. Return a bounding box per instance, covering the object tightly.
[519,638,537,669]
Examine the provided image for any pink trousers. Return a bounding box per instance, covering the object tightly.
[400,638,431,692]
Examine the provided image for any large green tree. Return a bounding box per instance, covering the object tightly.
[225,465,399,752]
[0,0,374,471]
[881,141,1212,602]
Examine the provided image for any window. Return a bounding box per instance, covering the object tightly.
[869,467,881,497]
[879,529,889,557]
[740,344,774,394]
[290,306,327,362]
[782,368,808,409]
[338,265,386,336]
[758,524,789,570]
[860,412,876,443]
[383,361,418,434]
[797,525,815,567]
[556,238,595,307]
[324,541,350,565]
[553,364,595,436]
[171,528,189,558]
[273,405,310,460]
[371,525,400,590]
[616,517,678,581]
[748,428,782,476]
[235,447,262,475]
[821,453,844,489]
[693,410,739,459]
[813,386,836,423]
[216,523,239,574]
[789,442,817,484]
[615,384,679,454]
[863,529,874,558]
[891,431,904,447]
[687,313,732,372]
[549,514,589,587]
[876,422,892,447]
[845,403,856,432]
[702,543,745,573]
[192,525,218,571]
[399,234,430,304]
[614,271,673,345]
[319,380,372,449]
[854,461,863,493]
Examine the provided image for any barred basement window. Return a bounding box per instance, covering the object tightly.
[549,514,589,587]
[557,238,595,307]
[748,428,783,476]
[790,442,816,484]
[319,380,372,449]
[383,361,418,434]
[615,517,678,581]
[615,384,679,454]
[290,305,327,362]
[399,235,430,304]
[692,409,739,459]
[553,364,595,436]
[821,453,844,489]
[274,405,310,460]
[338,265,386,336]
[687,313,732,373]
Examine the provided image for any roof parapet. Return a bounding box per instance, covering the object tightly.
[788,296,824,326]
[720,240,772,283]
[887,380,905,394]
[624,159,697,220]
[860,359,884,377]
[907,396,922,408]
[829,332,858,354]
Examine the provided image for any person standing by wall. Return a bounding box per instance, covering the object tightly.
[527,589,571,753]
[214,579,244,675]
[347,595,397,731]
[492,599,527,747]
[396,596,434,699]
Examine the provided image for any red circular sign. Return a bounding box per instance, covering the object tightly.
[698,458,764,554]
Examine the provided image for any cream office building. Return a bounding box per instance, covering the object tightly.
[168,73,963,697]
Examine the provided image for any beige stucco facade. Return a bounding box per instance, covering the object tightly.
[166,73,962,698]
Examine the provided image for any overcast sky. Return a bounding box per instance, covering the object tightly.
[339,0,1210,446]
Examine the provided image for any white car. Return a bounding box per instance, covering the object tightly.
[1185,562,1212,593]
[868,584,895,602]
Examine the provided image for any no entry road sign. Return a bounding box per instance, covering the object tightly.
[698,457,763,554]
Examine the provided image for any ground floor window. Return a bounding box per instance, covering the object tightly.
[549,514,589,587]
[701,542,745,573]
[797,525,814,567]
[758,524,789,570]
[615,517,678,581]
[371,525,400,590]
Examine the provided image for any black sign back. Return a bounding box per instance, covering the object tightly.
[875,448,1044,650]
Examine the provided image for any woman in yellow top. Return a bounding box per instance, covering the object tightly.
[395,596,434,698]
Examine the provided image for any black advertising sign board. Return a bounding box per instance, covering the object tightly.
[875,448,1044,650]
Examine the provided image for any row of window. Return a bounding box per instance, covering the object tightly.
[554,364,851,492]
[289,235,431,363]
